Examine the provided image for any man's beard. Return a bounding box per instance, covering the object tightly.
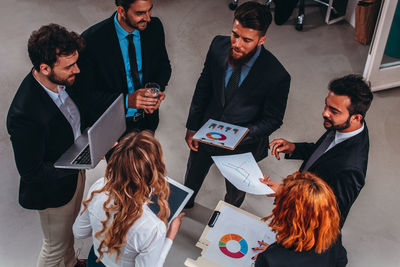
[125,16,147,31]
[48,71,75,87]
[323,115,351,131]
[228,45,258,68]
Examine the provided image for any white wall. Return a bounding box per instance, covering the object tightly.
[345,0,359,27]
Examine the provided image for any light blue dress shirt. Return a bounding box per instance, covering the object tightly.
[224,46,261,87]
[114,14,143,117]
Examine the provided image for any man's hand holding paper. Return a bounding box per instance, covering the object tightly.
[212,152,275,195]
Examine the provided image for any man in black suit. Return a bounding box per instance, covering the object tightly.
[184,1,291,208]
[268,74,373,227]
[7,24,87,267]
[76,0,171,133]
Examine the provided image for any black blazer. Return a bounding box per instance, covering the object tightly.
[255,238,348,267]
[287,125,369,227]
[75,14,171,121]
[7,72,89,210]
[186,36,290,157]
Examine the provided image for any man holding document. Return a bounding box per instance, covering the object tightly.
[184,1,290,208]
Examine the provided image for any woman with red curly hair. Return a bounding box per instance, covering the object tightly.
[254,171,348,267]
[73,131,184,267]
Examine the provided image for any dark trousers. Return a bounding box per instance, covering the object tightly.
[184,141,268,207]
[87,246,105,267]
[125,109,159,133]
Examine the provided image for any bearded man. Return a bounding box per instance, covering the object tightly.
[76,0,171,133]
[267,74,373,227]
[184,1,291,208]
[7,24,88,267]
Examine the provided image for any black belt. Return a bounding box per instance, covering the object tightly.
[126,112,145,123]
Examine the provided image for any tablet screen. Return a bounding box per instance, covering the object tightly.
[149,178,193,222]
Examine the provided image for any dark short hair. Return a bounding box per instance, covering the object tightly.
[28,24,84,71]
[115,0,137,10]
[329,74,373,120]
[234,1,272,35]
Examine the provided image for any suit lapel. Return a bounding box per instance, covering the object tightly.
[303,130,335,171]
[107,14,129,93]
[32,75,74,138]
[238,48,265,92]
[140,26,149,85]
[224,46,266,106]
[217,44,229,107]
[308,128,365,170]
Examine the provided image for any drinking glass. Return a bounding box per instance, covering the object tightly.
[144,82,160,98]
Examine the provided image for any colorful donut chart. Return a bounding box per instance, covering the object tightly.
[206,132,227,141]
[218,233,248,259]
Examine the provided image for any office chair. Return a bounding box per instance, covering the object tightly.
[229,0,271,10]
[295,0,346,31]
[229,0,345,31]
[229,0,239,10]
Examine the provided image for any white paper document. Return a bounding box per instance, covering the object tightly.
[212,152,275,195]
[203,205,276,267]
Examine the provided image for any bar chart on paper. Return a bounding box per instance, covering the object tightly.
[192,119,248,149]
[212,153,274,195]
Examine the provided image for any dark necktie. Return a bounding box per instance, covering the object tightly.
[225,67,241,104]
[302,131,335,172]
[127,34,142,90]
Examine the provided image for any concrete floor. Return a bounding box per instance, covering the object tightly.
[1,0,399,266]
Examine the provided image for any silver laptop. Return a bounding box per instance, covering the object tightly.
[54,94,126,169]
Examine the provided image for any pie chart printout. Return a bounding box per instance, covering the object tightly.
[206,132,227,141]
[218,233,248,259]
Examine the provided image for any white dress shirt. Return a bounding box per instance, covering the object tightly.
[326,123,365,152]
[35,76,81,139]
[73,178,173,267]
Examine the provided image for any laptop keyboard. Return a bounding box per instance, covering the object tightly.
[72,145,91,165]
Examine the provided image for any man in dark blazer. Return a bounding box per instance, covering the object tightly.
[76,0,171,132]
[268,74,373,227]
[184,2,291,208]
[7,24,88,267]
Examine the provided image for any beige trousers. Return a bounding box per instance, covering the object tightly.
[37,171,85,267]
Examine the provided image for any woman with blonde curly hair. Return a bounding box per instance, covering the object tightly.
[254,171,348,267]
[73,131,184,267]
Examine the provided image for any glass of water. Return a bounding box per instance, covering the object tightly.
[144,82,160,98]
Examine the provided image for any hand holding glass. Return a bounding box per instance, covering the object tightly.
[145,82,160,98]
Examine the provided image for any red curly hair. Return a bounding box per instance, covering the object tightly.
[264,171,340,254]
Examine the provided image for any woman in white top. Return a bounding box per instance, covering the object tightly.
[73,131,184,267]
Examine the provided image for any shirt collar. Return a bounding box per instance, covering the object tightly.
[114,13,140,39]
[33,71,65,102]
[334,123,364,144]
[244,45,261,69]
[228,45,261,71]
